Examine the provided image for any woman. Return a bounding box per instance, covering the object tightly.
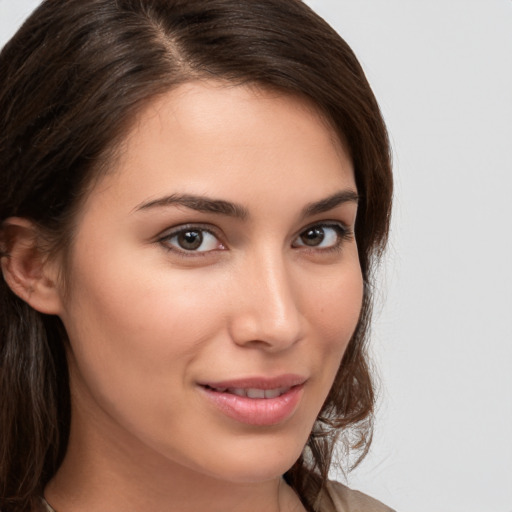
[0,1,393,511]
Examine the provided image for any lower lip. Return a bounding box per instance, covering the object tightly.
[200,385,304,426]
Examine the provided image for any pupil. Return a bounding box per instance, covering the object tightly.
[301,227,324,246]
[178,230,203,250]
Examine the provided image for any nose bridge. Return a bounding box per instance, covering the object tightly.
[229,245,303,350]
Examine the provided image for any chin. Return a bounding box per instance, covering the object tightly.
[159,430,308,485]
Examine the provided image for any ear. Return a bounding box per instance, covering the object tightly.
[0,217,63,315]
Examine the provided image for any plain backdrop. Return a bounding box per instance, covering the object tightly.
[1,1,511,511]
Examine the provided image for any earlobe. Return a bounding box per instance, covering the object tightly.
[0,217,63,315]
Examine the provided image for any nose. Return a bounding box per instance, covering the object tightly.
[227,250,304,352]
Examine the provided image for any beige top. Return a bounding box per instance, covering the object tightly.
[42,481,395,512]
[315,481,395,512]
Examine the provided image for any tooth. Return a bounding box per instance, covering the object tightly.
[230,388,247,397]
[264,388,281,399]
[247,388,265,399]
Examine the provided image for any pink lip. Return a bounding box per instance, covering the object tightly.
[199,374,306,426]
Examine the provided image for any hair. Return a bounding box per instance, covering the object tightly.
[0,0,392,510]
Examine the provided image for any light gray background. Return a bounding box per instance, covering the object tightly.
[1,1,511,511]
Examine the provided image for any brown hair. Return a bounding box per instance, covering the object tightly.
[0,0,392,510]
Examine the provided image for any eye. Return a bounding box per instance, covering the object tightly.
[159,226,224,253]
[292,223,350,249]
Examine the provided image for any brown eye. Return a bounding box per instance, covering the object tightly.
[161,227,223,253]
[177,230,203,250]
[299,227,326,247]
[293,224,348,249]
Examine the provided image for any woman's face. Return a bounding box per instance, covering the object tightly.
[57,81,363,483]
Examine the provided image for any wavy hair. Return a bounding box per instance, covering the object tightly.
[0,1,392,510]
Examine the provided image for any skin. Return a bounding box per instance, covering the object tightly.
[35,81,363,511]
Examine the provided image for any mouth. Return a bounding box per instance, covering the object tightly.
[202,385,292,399]
[199,375,306,426]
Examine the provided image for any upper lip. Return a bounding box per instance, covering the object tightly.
[199,374,307,391]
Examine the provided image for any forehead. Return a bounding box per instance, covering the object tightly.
[83,80,355,216]
[123,80,345,157]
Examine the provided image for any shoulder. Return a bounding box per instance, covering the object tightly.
[314,480,396,512]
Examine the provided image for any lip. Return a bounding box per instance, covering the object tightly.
[198,374,306,426]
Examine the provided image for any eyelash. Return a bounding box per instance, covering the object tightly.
[292,222,353,253]
[157,224,224,257]
[157,222,353,257]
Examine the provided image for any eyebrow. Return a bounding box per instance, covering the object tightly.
[134,193,249,219]
[301,190,359,218]
[134,189,359,220]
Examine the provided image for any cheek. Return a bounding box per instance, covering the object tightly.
[297,254,364,391]
[59,243,228,414]
[59,253,236,465]
[63,266,222,369]
[308,261,364,345]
